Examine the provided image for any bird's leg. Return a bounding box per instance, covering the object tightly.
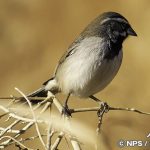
[89,95,102,102]
[89,95,109,116]
[62,93,72,117]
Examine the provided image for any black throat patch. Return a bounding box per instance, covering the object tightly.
[104,39,122,60]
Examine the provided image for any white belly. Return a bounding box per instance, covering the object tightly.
[55,37,123,97]
[79,50,123,97]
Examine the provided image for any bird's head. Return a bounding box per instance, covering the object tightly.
[83,12,137,43]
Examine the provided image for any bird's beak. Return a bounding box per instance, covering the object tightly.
[127,27,137,36]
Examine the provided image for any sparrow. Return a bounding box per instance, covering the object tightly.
[27,12,137,114]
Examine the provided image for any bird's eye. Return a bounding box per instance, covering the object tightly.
[120,32,127,37]
[113,30,119,36]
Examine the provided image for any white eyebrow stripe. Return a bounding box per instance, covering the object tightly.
[101,17,128,25]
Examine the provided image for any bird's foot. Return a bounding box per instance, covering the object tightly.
[62,104,72,117]
[97,102,109,117]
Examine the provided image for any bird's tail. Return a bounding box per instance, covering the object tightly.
[19,87,47,103]
[27,87,47,97]
[21,78,59,103]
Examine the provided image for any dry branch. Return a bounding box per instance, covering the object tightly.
[0,89,150,150]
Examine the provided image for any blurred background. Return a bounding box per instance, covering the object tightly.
[0,0,150,149]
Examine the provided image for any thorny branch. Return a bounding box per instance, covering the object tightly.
[0,89,150,149]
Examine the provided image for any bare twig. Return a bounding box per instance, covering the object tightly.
[70,106,150,116]
[109,106,150,115]
[47,92,82,150]
[0,136,33,150]
[51,132,64,150]
[0,92,54,149]
[0,120,20,137]
[3,134,47,147]
[0,122,34,147]
[47,128,55,150]
[0,90,150,150]
[0,96,47,101]
[70,137,81,150]
[46,101,53,150]
[0,105,44,123]
[15,88,47,150]
[0,127,20,134]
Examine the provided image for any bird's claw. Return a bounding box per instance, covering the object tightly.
[97,102,109,117]
[62,105,72,117]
